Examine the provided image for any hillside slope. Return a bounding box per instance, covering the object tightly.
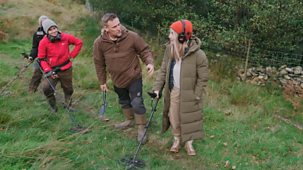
[0,0,89,40]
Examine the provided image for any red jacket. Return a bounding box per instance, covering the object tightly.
[38,32,83,72]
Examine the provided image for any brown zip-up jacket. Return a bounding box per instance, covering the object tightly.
[93,28,153,88]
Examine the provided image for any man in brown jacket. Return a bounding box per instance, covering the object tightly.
[93,13,154,144]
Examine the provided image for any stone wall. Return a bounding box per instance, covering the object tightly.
[238,65,303,97]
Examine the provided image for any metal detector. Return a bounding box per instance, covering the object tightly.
[0,53,32,95]
[99,91,110,122]
[120,91,161,170]
[36,59,86,133]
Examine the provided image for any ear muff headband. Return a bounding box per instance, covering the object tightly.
[177,20,187,43]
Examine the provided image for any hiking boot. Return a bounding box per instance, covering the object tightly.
[185,140,196,156]
[28,87,37,94]
[47,96,57,113]
[170,136,181,153]
[135,114,148,144]
[114,108,135,129]
[50,105,58,113]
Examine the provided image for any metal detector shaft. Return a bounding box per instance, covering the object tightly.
[131,98,159,163]
[66,97,83,128]
[36,60,56,93]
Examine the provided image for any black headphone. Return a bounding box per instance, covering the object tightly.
[47,32,61,42]
[177,20,187,44]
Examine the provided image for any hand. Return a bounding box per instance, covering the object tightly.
[146,64,154,77]
[69,56,74,62]
[100,84,108,92]
[154,90,159,98]
[28,56,34,63]
[45,71,59,79]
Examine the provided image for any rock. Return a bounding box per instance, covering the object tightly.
[284,75,291,80]
[279,65,287,70]
[224,160,230,168]
[279,69,288,75]
[279,78,287,85]
[293,66,302,75]
[256,66,265,72]
[285,67,294,73]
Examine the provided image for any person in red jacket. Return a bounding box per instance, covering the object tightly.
[38,19,83,112]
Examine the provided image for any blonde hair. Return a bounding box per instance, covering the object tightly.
[169,29,187,61]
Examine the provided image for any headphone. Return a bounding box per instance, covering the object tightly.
[177,20,187,44]
[47,32,61,42]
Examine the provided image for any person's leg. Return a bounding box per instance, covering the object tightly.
[185,140,196,156]
[28,62,43,93]
[42,77,58,112]
[129,78,148,144]
[113,86,135,129]
[168,87,181,152]
[59,68,74,111]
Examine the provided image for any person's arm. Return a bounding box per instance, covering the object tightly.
[29,32,39,60]
[133,33,153,65]
[153,46,169,92]
[93,38,107,87]
[37,38,51,72]
[67,34,83,59]
[194,50,209,98]
[133,33,154,76]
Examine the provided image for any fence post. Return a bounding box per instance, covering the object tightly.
[244,40,252,81]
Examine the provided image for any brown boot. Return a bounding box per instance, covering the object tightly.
[185,140,196,156]
[170,136,180,153]
[135,114,148,144]
[114,108,135,129]
[47,96,57,113]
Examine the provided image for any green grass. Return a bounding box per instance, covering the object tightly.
[1,19,303,170]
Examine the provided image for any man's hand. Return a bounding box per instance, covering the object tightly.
[100,84,109,92]
[146,64,154,77]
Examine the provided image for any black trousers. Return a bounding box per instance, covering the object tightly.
[114,78,146,114]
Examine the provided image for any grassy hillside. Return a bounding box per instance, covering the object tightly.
[1,1,303,170]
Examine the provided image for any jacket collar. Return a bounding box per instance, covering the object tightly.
[183,36,201,58]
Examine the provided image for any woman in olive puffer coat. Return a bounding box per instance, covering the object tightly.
[153,19,208,156]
